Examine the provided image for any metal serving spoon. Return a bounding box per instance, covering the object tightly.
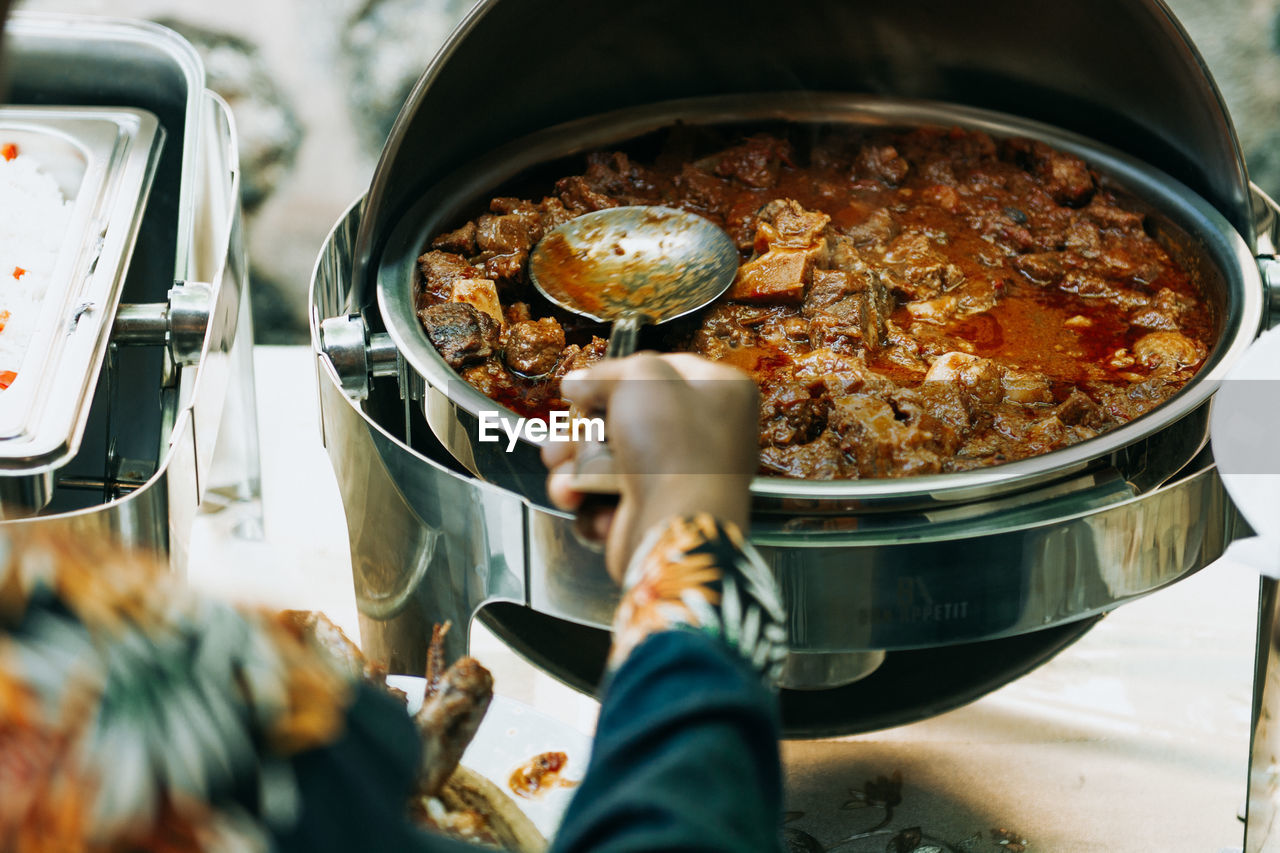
[528,205,739,493]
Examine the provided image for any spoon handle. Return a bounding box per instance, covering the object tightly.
[570,312,647,494]
[604,312,645,358]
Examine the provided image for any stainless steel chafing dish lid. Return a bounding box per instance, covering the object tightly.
[0,106,162,472]
[350,0,1252,312]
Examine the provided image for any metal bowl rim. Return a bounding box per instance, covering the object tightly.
[376,92,1263,503]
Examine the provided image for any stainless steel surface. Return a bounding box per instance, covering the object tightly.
[0,106,162,483]
[373,94,1263,509]
[319,313,373,399]
[167,280,212,365]
[528,205,739,325]
[1255,185,1280,258]
[315,201,1240,699]
[368,331,399,378]
[1248,577,1280,853]
[112,280,214,366]
[353,0,1252,317]
[779,650,886,691]
[0,17,254,570]
[112,302,170,345]
[1263,258,1280,327]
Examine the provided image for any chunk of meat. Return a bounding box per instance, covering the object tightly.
[1006,137,1095,206]
[432,221,477,254]
[827,393,958,478]
[673,164,735,218]
[728,200,830,303]
[459,359,523,399]
[804,269,865,314]
[759,431,850,479]
[490,196,543,219]
[754,199,831,252]
[954,277,1002,314]
[478,250,527,285]
[855,144,910,186]
[791,348,892,397]
[712,135,793,188]
[922,184,961,213]
[759,373,823,446]
[418,251,478,298]
[807,297,865,351]
[504,317,566,376]
[913,381,975,433]
[538,196,575,233]
[840,208,899,246]
[1022,414,1073,453]
[419,302,499,369]
[1059,272,1150,310]
[1129,287,1192,331]
[728,248,816,303]
[556,175,619,213]
[1084,196,1145,231]
[475,213,534,255]
[1001,368,1053,404]
[828,233,871,274]
[1055,389,1107,429]
[503,301,532,327]
[1013,252,1066,285]
[582,151,658,203]
[924,352,1004,406]
[1064,218,1102,257]
[449,278,504,327]
[1133,331,1206,372]
[880,231,964,300]
[559,336,608,374]
[907,293,959,324]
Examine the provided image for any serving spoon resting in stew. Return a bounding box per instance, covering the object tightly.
[528,204,739,493]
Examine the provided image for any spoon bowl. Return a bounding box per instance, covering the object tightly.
[528,205,739,357]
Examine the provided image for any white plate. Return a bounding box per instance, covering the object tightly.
[387,675,593,839]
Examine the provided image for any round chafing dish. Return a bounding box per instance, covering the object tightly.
[311,0,1280,733]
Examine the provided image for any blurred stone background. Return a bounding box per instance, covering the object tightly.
[8,0,1280,343]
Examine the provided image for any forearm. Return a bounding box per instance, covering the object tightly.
[552,514,788,853]
[551,631,784,853]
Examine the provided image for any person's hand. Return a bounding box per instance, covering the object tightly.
[541,353,760,583]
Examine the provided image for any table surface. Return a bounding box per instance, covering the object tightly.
[190,346,1258,853]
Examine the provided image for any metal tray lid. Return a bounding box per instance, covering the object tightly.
[351,0,1253,314]
[0,106,162,472]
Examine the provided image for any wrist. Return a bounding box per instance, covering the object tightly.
[629,475,752,546]
[607,513,787,684]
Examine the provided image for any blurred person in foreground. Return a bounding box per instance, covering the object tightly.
[0,352,788,851]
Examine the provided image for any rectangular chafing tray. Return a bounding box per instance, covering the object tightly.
[0,106,162,508]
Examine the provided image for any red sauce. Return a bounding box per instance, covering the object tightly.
[508,751,578,799]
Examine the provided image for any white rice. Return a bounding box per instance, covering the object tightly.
[0,144,74,386]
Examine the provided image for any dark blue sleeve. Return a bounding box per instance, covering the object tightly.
[551,629,785,853]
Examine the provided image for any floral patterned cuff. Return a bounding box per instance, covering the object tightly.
[607,514,788,685]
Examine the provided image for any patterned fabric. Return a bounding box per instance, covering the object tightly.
[0,533,353,852]
[608,514,788,684]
